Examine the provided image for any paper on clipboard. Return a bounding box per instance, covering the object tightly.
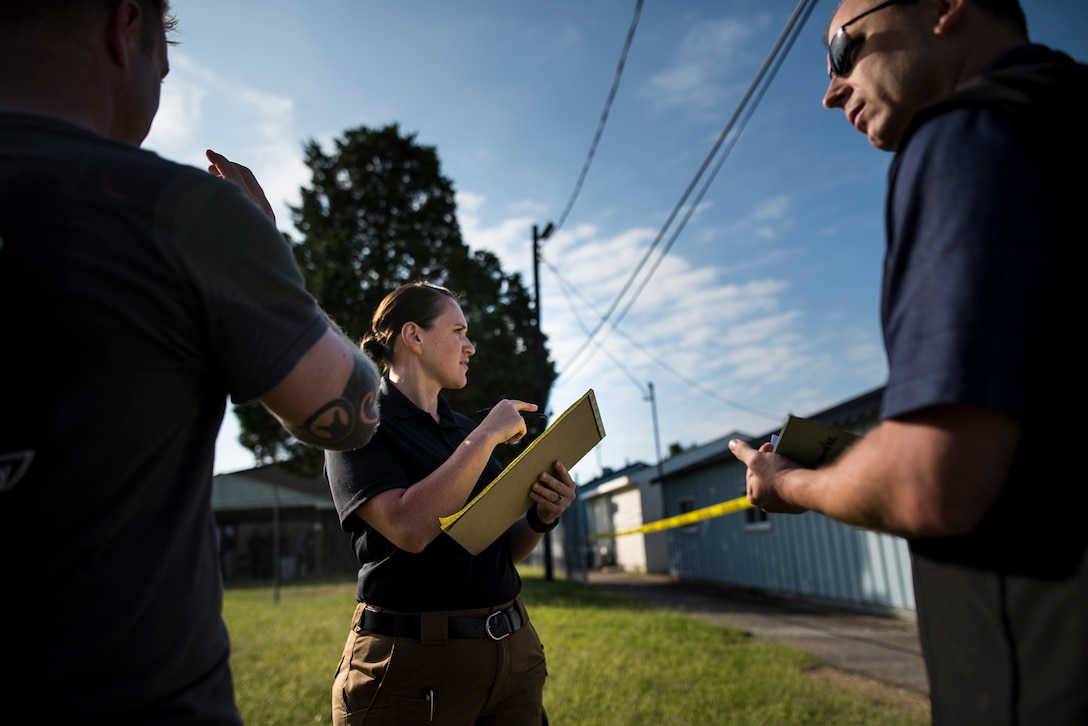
[439,389,606,555]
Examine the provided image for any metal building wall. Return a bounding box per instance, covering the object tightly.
[662,449,915,614]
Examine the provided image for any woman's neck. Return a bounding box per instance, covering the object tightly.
[388,370,441,422]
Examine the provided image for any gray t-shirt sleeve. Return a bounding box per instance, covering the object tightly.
[163,175,329,404]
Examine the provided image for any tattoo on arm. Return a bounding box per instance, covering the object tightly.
[287,353,380,450]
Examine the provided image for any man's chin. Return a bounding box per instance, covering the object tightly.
[866,118,907,152]
[868,130,901,153]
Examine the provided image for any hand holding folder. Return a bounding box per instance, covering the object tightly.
[440,389,606,555]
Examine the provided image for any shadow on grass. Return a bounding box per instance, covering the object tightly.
[518,569,709,616]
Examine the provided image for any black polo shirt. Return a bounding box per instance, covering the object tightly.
[325,378,520,611]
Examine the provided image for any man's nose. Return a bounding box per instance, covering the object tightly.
[823,76,848,109]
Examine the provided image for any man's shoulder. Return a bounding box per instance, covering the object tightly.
[952,45,1085,117]
[907,45,1086,143]
[0,115,253,253]
[2,113,217,198]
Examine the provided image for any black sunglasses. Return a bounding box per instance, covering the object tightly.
[828,0,915,79]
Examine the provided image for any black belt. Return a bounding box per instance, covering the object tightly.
[359,603,524,641]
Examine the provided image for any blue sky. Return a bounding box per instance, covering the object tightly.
[144,0,1088,479]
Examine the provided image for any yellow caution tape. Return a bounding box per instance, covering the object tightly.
[588,496,754,540]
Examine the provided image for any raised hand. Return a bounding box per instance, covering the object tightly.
[205,149,276,224]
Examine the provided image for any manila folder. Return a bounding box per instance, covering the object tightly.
[772,414,859,468]
[440,389,606,555]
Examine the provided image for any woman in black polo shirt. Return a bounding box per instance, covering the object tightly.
[325,281,574,725]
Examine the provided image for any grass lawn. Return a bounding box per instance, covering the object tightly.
[224,571,928,725]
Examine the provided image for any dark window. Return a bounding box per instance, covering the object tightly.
[679,496,699,534]
[744,488,770,530]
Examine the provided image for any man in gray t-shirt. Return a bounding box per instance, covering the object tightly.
[0,2,381,723]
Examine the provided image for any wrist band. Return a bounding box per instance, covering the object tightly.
[526,505,559,534]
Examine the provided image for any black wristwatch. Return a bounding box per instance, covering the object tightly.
[526,505,559,534]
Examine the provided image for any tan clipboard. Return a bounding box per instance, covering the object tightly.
[439,389,606,555]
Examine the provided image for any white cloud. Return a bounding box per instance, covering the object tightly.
[753,194,791,221]
[456,191,817,410]
[448,185,874,480]
[144,52,308,233]
[643,16,765,112]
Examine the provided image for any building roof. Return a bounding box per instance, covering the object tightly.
[212,463,332,512]
[580,461,650,488]
[653,385,885,483]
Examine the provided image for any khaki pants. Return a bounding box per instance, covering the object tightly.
[332,597,548,725]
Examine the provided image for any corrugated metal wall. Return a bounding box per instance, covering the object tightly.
[574,388,915,613]
[661,445,915,614]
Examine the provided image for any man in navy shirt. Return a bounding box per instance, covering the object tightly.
[730,1,1085,724]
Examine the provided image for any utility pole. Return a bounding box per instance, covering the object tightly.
[646,382,664,482]
[532,222,555,580]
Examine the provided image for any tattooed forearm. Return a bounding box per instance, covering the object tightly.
[287,353,380,450]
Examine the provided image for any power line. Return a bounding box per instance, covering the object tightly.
[556,0,820,379]
[544,258,781,421]
[561,0,820,381]
[546,257,650,394]
[548,0,644,240]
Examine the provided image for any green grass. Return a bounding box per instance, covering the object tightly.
[224,571,928,725]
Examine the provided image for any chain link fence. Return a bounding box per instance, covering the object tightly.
[214,496,586,591]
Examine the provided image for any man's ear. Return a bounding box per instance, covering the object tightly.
[104,0,144,67]
[933,0,967,36]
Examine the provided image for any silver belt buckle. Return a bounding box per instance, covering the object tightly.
[485,610,513,641]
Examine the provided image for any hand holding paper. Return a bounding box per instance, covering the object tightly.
[731,415,860,515]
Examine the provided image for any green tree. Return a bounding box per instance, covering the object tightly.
[667,442,689,457]
[232,123,556,477]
